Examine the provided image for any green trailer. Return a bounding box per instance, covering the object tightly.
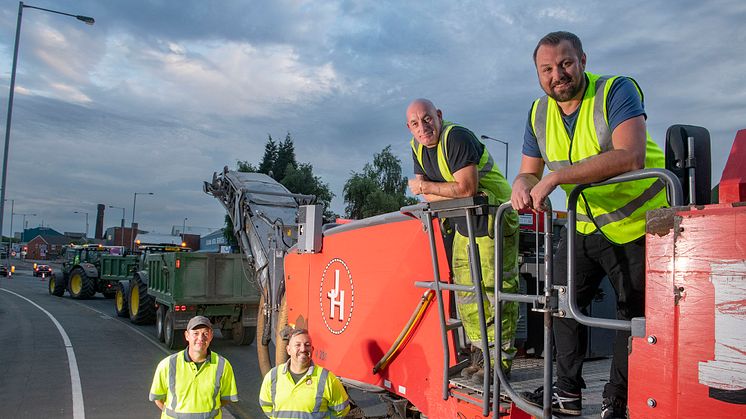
[100,254,139,318]
[100,245,190,324]
[146,252,259,349]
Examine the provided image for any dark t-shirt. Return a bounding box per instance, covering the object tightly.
[412,126,483,180]
[522,75,646,157]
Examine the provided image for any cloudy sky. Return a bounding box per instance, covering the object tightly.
[0,0,744,238]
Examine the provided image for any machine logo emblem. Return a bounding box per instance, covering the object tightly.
[320,258,354,334]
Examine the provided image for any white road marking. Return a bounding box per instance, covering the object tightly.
[1,288,86,419]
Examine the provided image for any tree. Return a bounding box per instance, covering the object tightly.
[343,145,418,219]
[273,133,296,181]
[258,135,277,175]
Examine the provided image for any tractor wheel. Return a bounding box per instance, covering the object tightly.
[164,309,185,350]
[274,294,289,366]
[114,282,129,318]
[68,267,95,299]
[128,275,155,325]
[48,275,65,297]
[232,320,256,346]
[156,306,166,342]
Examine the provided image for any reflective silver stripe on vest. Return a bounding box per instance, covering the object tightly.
[313,368,329,412]
[270,366,278,415]
[329,399,350,413]
[164,407,220,419]
[593,76,612,152]
[577,179,665,228]
[533,97,550,166]
[213,355,226,411]
[478,153,495,178]
[168,354,179,410]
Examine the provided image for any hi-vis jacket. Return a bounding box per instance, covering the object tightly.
[410,121,513,208]
[530,71,667,244]
[259,361,350,419]
[149,350,238,419]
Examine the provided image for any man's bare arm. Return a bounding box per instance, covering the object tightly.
[511,156,545,210]
[408,165,478,202]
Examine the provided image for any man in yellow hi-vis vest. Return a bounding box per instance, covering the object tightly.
[149,316,238,418]
[259,329,350,418]
[512,31,667,419]
[406,98,519,384]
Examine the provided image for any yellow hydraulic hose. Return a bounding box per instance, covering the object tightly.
[373,289,435,374]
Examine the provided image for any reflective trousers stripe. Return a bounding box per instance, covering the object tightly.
[270,411,332,418]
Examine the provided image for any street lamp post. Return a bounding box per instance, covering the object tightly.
[4,199,13,263]
[74,211,89,239]
[131,192,154,249]
[109,205,125,247]
[182,217,188,237]
[0,2,94,262]
[480,135,509,177]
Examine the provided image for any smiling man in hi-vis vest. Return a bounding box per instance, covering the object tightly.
[407,98,519,384]
[512,31,667,419]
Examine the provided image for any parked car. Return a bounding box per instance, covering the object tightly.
[34,264,53,277]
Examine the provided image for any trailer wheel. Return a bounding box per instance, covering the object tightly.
[128,275,155,325]
[232,322,256,346]
[164,309,185,350]
[48,275,65,297]
[156,306,166,342]
[68,267,95,299]
[114,282,129,317]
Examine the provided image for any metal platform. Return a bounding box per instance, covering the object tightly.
[449,356,612,418]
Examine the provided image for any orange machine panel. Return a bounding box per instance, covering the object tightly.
[284,214,462,417]
[629,204,746,418]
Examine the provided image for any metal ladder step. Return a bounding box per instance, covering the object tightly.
[446,319,463,331]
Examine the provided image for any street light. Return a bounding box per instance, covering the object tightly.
[74,211,89,239]
[0,2,94,263]
[3,199,13,263]
[480,135,509,178]
[132,192,154,249]
[109,205,125,247]
[182,217,188,236]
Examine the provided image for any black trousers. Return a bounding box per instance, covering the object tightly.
[553,228,646,401]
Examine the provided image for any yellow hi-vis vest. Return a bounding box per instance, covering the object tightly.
[259,361,350,418]
[149,350,238,419]
[530,71,667,244]
[410,121,513,207]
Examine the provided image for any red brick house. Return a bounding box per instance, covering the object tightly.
[27,235,71,260]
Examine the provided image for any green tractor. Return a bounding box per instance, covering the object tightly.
[51,244,124,299]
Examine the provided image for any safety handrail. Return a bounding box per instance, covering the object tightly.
[493,201,555,419]
[565,168,683,331]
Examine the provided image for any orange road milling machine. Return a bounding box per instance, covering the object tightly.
[205,126,745,418]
